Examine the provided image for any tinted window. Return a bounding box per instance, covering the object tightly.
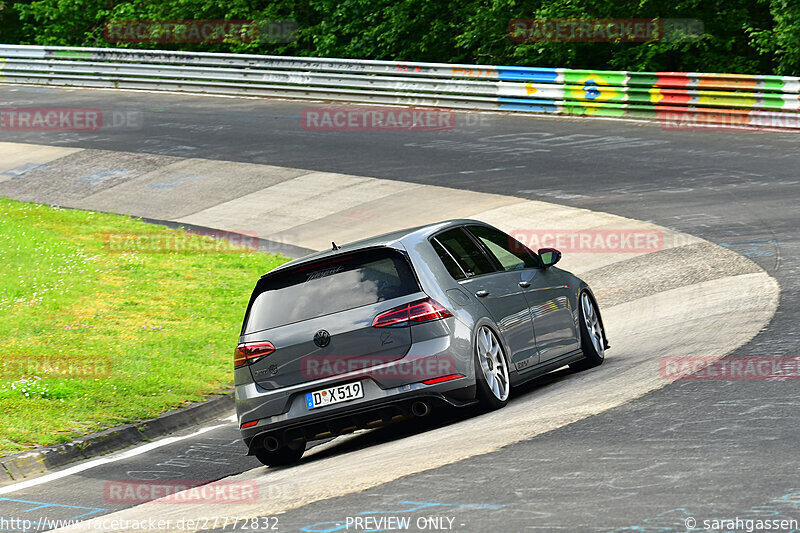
[435,228,498,277]
[467,225,541,271]
[244,249,419,332]
[431,238,466,280]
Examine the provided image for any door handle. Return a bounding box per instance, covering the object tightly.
[518,281,531,288]
[475,290,490,297]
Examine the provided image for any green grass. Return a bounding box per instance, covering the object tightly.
[0,198,289,456]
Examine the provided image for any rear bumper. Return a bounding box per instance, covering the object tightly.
[235,330,482,448]
[236,331,477,453]
[240,382,476,454]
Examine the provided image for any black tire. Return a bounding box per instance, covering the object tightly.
[254,442,305,467]
[474,324,511,410]
[570,291,606,371]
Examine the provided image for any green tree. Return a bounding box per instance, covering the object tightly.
[2,0,798,76]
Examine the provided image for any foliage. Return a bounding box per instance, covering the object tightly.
[2,0,798,74]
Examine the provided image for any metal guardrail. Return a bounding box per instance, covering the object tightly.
[1,45,799,129]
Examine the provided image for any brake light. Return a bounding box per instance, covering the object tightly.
[234,341,275,368]
[293,255,352,273]
[372,298,453,328]
[240,419,259,429]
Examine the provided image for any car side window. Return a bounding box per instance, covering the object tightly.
[431,238,467,280]
[434,228,498,278]
[466,225,541,271]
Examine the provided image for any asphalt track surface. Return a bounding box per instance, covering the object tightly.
[1,85,799,532]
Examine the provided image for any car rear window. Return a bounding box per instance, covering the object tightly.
[243,248,419,333]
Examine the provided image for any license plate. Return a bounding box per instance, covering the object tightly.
[305,381,364,410]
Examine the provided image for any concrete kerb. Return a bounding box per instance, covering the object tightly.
[0,392,233,486]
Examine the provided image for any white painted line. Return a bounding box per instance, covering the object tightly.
[0,420,235,495]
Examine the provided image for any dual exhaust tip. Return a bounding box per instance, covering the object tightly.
[261,400,431,452]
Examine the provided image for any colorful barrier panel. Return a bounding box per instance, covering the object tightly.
[0,45,797,130]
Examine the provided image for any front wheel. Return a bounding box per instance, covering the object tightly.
[474,325,511,410]
[254,442,305,467]
[570,291,606,371]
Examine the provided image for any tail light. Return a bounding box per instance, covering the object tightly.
[234,341,275,368]
[372,298,453,328]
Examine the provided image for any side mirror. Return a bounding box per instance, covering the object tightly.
[538,248,562,268]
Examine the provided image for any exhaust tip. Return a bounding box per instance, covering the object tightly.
[263,435,281,452]
[411,401,431,417]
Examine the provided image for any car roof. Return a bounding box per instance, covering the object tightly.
[264,218,489,276]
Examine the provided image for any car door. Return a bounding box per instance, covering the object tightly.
[432,227,539,370]
[464,225,579,366]
[521,265,580,362]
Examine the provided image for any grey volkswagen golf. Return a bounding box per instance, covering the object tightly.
[235,220,609,466]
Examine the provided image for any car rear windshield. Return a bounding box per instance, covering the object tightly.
[243,248,420,333]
